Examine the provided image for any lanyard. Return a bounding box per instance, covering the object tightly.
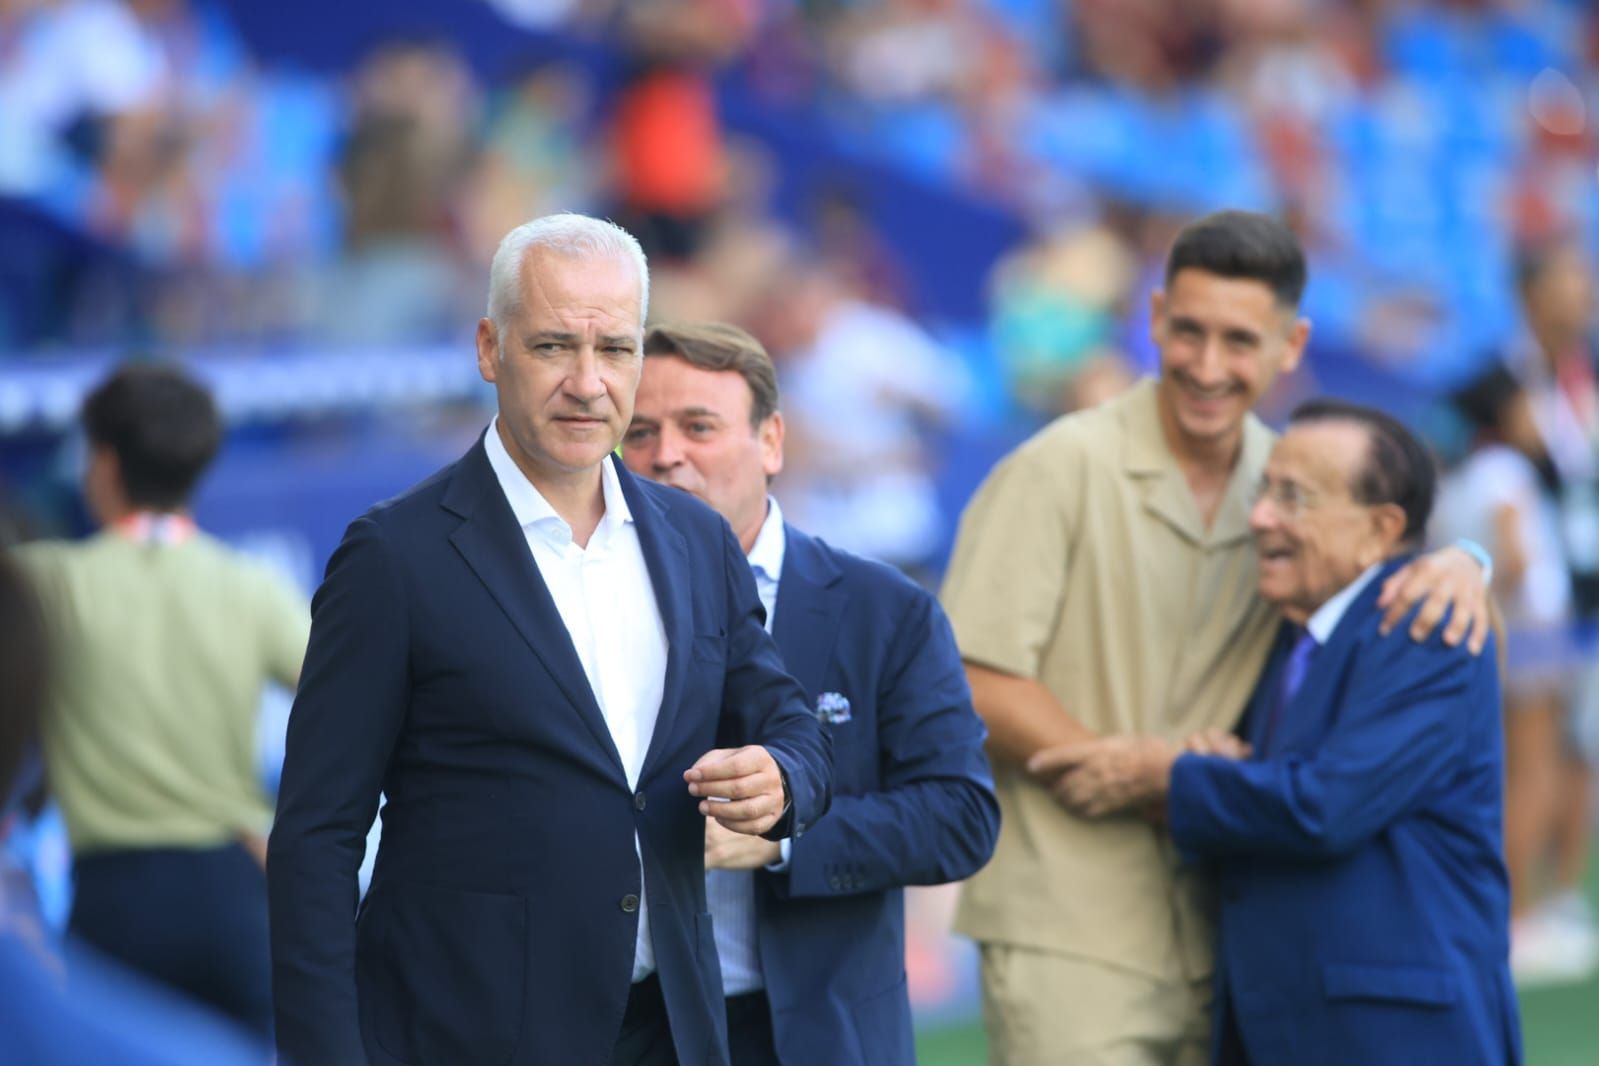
[112,512,197,545]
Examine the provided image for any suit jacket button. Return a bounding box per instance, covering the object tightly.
[620,894,640,913]
[829,876,843,890]
[634,792,647,811]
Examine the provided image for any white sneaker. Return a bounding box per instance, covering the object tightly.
[1512,899,1599,987]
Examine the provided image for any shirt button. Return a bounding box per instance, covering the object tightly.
[633,792,647,811]
[620,894,640,913]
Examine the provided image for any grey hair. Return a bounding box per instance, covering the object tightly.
[486,213,650,341]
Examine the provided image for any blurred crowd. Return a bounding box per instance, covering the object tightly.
[9,0,1599,570]
[7,0,1599,368]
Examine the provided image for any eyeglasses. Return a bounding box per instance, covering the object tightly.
[1251,477,1323,520]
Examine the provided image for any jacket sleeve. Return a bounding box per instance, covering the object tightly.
[715,521,832,841]
[1169,625,1495,861]
[779,588,1000,898]
[267,517,409,1066]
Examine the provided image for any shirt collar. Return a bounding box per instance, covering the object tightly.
[1305,562,1383,645]
[483,417,632,544]
[747,496,786,582]
[1118,376,1272,547]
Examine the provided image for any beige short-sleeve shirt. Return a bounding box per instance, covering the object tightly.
[942,377,1280,981]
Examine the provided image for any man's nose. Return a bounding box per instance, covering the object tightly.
[564,349,605,403]
[654,425,687,469]
[1249,492,1278,535]
[1192,338,1226,383]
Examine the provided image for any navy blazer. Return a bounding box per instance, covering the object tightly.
[745,527,999,1066]
[1168,557,1521,1066]
[267,439,831,1066]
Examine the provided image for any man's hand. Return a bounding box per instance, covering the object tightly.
[1026,735,1178,818]
[239,832,269,872]
[1377,545,1490,654]
[685,746,787,836]
[1182,729,1251,760]
[704,817,782,870]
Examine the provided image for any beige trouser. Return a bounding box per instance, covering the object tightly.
[979,943,1212,1066]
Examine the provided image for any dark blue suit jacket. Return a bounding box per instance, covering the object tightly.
[746,527,999,1066]
[1168,558,1521,1066]
[267,440,832,1066]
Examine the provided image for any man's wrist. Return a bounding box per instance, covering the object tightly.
[1453,538,1494,587]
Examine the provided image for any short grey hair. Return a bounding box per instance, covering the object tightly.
[486,213,650,338]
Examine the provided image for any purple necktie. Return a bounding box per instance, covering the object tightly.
[1260,628,1318,755]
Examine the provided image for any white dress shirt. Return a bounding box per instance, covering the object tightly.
[706,496,787,996]
[1306,563,1384,645]
[484,420,669,982]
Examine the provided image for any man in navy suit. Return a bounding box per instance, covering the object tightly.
[621,321,1000,1066]
[267,215,833,1066]
[1035,400,1521,1065]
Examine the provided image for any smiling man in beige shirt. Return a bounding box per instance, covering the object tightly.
[941,210,1493,1066]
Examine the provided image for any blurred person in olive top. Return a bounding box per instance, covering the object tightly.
[940,210,1495,1066]
[622,321,999,1066]
[13,362,309,1041]
[0,554,267,1066]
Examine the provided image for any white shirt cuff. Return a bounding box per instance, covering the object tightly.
[766,838,792,872]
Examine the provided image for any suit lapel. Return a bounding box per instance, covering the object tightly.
[1244,623,1295,752]
[442,437,626,779]
[771,525,848,697]
[623,466,694,780]
[1270,557,1411,752]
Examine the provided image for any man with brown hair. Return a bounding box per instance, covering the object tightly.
[623,321,999,1066]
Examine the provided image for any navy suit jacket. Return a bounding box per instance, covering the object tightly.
[1169,557,1521,1066]
[745,527,999,1066]
[267,439,832,1066]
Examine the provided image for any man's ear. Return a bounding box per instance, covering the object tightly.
[1278,315,1311,375]
[760,412,785,479]
[1370,502,1408,556]
[1148,288,1167,343]
[476,318,501,384]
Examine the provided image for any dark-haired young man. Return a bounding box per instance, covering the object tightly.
[1044,402,1522,1065]
[941,210,1495,1064]
[13,362,308,1040]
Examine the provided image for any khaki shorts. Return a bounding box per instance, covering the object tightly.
[979,943,1212,1066]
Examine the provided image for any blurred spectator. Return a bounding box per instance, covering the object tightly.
[1497,238,1599,984]
[317,37,480,345]
[0,551,267,1065]
[0,0,165,198]
[988,223,1137,415]
[13,362,308,1041]
[462,60,599,266]
[609,0,752,262]
[1434,364,1593,983]
[759,258,969,571]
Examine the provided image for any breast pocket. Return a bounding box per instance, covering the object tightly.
[692,630,727,666]
[360,884,529,1065]
[1322,962,1459,1009]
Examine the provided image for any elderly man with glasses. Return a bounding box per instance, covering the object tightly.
[1037,400,1521,1066]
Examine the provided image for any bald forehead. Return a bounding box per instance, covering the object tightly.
[1271,420,1370,493]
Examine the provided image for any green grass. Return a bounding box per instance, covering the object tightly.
[916,860,1599,1066]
